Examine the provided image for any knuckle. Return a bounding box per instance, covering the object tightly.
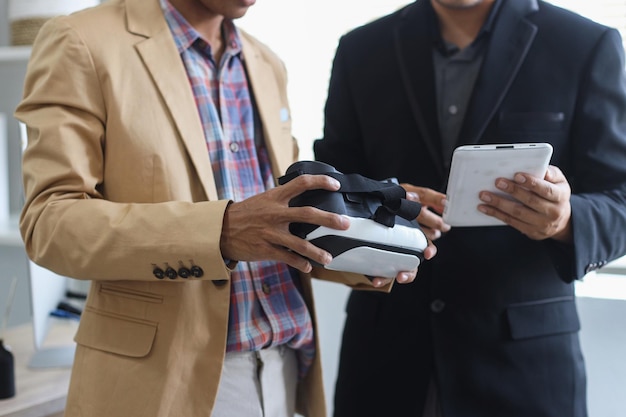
[299,205,317,216]
[510,204,524,218]
[301,175,315,188]
[295,174,316,188]
[546,206,559,219]
[292,238,310,255]
[525,194,539,207]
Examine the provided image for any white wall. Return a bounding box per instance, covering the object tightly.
[238,1,409,160]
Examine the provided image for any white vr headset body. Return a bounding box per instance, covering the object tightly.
[279,161,428,279]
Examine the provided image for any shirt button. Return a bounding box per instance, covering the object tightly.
[262,282,271,295]
[230,142,239,152]
[430,299,445,313]
[448,105,458,115]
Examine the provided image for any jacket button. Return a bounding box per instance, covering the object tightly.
[178,267,191,279]
[430,299,445,313]
[212,280,228,287]
[153,267,165,279]
[190,265,204,278]
[165,267,178,279]
[262,282,271,295]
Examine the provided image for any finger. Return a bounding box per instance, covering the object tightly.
[396,270,417,284]
[418,206,451,234]
[405,191,421,203]
[254,241,315,273]
[478,191,571,240]
[423,242,437,260]
[478,191,535,223]
[419,191,446,212]
[478,200,531,227]
[544,165,567,183]
[402,184,446,212]
[478,204,541,241]
[477,195,557,240]
[279,174,341,200]
[287,206,351,231]
[510,173,563,204]
[278,232,334,267]
[371,268,417,287]
[421,227,442,241]
[371,277,393,287]
[495,177,569,222]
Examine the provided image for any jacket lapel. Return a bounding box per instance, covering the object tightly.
[394,1,444,178]
[240,34,293,178]
[126,0,220,201]
[460,0,539,144]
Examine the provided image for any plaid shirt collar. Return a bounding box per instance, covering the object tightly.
[160,0,242,59]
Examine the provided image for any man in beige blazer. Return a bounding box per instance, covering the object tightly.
[15,0,435,416]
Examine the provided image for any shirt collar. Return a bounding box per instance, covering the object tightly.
[160,0,242,57]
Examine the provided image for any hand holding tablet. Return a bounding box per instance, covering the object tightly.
[442,143,553,227]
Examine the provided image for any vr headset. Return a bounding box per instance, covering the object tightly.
[278,161,428,279]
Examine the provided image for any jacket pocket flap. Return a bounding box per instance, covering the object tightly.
[75,307,157,358]
[506,297,580,340]
[498,111,565,131]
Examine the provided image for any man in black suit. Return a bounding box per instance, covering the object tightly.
[314,1,626,416]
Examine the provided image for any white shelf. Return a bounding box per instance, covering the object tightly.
[0,46,31,62]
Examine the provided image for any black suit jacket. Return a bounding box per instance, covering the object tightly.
[314,1,626,416]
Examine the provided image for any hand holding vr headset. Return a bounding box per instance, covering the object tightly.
[284,161,436,286]
[220,161,436,287]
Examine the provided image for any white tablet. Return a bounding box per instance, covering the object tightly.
[442,143,553,227]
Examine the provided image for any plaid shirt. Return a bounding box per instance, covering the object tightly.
[161,0,314,376]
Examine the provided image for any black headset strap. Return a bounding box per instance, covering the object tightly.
[278,170,422,227]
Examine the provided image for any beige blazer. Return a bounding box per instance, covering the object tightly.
[16,0,381,416]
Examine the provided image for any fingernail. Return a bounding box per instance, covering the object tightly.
[479,193,492,202]
[478,206,487,213]
[496,180,508,190]
[515,173,526,183]
[330,178,341,188]
[341,215,351,228]
[407,192,419,201]
[398,273,409,283]
[442,223,451,232]
[323,253,333,265]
